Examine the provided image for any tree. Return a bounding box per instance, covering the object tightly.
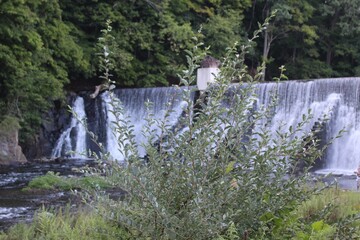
[312,0,360,77]
[244,0,318,81]
[0,0,87,139]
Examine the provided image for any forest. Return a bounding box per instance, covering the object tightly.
[1,0,360,140]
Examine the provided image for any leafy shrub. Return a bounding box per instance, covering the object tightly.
[80,19,337,240]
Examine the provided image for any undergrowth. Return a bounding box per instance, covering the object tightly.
[0,206,129,240]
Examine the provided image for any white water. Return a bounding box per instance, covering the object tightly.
[257,78,360,175]
[51,97,87,159]
[51,78,360,174]
[101,92,126,161]
[0,207,30,220]
[101,87,189,161]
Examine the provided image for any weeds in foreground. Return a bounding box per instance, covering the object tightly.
[0,206,129,240]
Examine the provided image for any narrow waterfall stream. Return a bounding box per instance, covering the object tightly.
[51,97,87,159]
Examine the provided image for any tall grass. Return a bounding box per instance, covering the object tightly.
[0,206,129,240]
[298,187,360,223]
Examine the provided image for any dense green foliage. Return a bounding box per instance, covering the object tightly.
[0,0,88,140]
[1,0,360,140]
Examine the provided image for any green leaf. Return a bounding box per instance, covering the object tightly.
[225,161,235,174]
[311,220,325,231]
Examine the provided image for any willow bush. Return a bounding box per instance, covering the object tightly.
[82,19,339,239]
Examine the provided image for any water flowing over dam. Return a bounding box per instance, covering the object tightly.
[256,77,360,175]
[51,87,189,161]
[52,78,360,175]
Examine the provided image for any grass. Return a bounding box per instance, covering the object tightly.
[0,206,129,240]
[2,180,360,239]
[298,187,360,223]
[285,186,360,239]
[23,171,112,191]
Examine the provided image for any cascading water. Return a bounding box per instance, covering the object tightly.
[257,77,360,174]
[52,78,360,174]
[52,87,191,161]
[51,97,87,159]
[101,87,189,161]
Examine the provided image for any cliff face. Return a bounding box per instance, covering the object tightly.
[21,93,77,160]
[0,117,27,165]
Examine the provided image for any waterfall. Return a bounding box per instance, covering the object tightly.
[257,77,360,174]
[51,87,190,161]
[101,87,189,161]
[51,78,360,174]
[51,97,87,159]
[101,92,126,161]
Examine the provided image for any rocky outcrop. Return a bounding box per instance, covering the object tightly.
[0,117,27,165]
[23,93,77,160]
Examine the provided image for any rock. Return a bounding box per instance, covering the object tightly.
[23,93,76,159]
[0,117,27,165]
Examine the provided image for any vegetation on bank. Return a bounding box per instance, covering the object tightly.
[0,116,20,135]
[0,206,130,240]
[22,171,111,192]
[1,187,360,239]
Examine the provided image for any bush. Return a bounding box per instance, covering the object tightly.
[80,19,336,239]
